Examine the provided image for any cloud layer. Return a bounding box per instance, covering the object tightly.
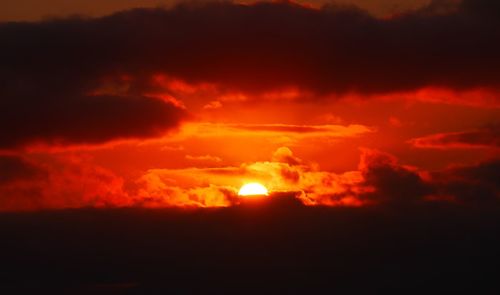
[410,125,500,149]
[0,1,499,211]
[1,0,499,150]
[2,146,497,211]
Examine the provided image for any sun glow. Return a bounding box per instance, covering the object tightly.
[238,183,269,197]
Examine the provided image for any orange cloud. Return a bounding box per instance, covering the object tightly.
[134,173,238,208]
[171,122,374,142]
[135,147,368,207]
[1,147,498,211]
[185,154,223,163]
[203,100,223,110]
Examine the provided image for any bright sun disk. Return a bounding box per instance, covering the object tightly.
[238,183,269,196]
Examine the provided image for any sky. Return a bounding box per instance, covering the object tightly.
[0,0,499,211]
[1,1,500,293]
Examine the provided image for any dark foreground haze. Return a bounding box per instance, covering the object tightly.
[1,197,499,294]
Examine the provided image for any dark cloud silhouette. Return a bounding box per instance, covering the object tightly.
[1,0,499,149]
[409,125,500,149]
[432,159,500,202]
[1,8,191,149]
[356,149,500,204]
[2,0,499,148]
[0,155,46,184]
[358,149,433,203]
[0,94,187,149]
[456,159,500,187]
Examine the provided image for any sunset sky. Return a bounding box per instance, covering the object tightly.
[1,1,500,293]
[0,0,499,211]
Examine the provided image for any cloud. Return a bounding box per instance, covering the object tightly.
[231,124,371,135]
[0,147,498,211]
[173,122,373,142]
[137,147,368,207]
[408,88,500,108]
[343,148,499,205]
[430,159,500,203]
[0,92,187,150]
[357,149,433,203]
[272,147,302,165]
[0,155,46,184]
[0,155,131,211]
[185,154,223,163]
[0,153,238,211]
[1,14,195,150]
[135,171,238,207]
[0,0,499,133]
[203,100,223,110]
[409,125,500,149]
[138,147,437,207]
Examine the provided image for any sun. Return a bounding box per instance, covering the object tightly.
[238,183,269,197]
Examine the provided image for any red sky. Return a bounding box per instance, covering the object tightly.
[0,0,499,210]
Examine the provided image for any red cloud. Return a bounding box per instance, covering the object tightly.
[0,155,131,211]
[1,147,499,211]
[0,155,46,185]
[409,126,500,149]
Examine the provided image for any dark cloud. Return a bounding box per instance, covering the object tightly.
[0,1,499,152]
[2,0,499,148]
[456,159,500,187]
[0,155,45,184]
[355,149,500,204]
[358,149,433,203]
[0,94,187,149]
[409,125,500,149]
[432,159,500,202]
[1,12,190,149]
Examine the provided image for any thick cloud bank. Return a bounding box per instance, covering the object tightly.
[1,0,500,149]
